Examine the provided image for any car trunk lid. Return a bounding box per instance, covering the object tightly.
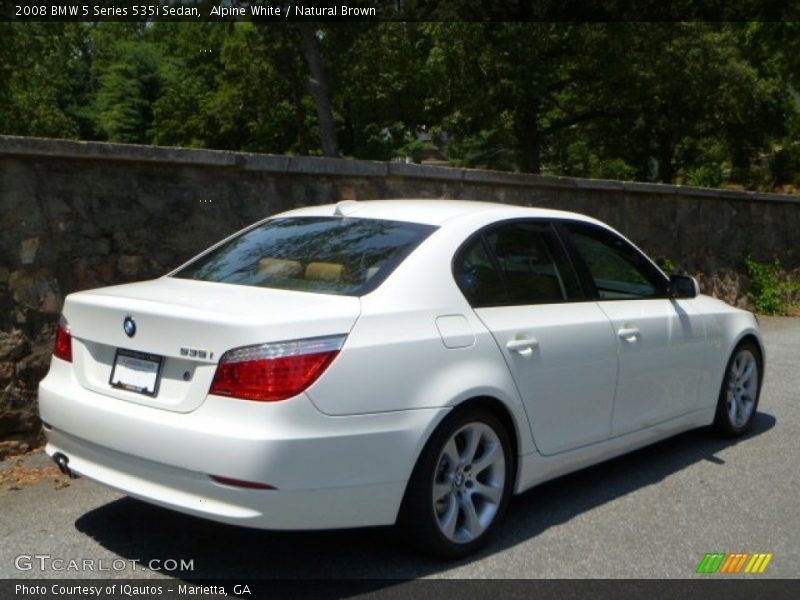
[63,277,360,412]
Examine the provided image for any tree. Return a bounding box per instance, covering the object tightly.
[422,23,624,174]
[332,23,434,160]
[146,23,315,154]
[538,23,793,186]
[93,40,170,143]
[0,23,91,139]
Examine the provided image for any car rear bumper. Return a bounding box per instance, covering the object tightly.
[44,428,406,529]
[39,359,447,530]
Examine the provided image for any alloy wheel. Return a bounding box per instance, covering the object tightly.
[432,422,506,544]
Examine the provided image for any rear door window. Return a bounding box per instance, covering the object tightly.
[454,221,583,306]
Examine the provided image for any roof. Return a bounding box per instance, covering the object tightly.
[276,199,598,227]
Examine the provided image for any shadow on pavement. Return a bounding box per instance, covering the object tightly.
[74,412,776,583]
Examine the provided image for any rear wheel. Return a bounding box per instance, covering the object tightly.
[399,408,514,558]
[713,340,762,437]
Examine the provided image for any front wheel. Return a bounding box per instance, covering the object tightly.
[713,341,762,437]
[399,408,514,558]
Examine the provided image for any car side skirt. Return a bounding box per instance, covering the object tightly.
[515,407,716,494]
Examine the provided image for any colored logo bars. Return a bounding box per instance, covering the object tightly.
[696,552,773,574]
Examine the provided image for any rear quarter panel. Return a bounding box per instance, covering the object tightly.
[304,218,537,457]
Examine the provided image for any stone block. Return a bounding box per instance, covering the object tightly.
[19,237,39,265]
[8,269,62,314]
[0,330,29,362]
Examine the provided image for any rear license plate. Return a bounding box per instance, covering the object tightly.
[109,349,163,396]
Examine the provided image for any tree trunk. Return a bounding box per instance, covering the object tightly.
[515,108,542,174]
[728,128,751,184]
[658,133,675,184]
[297,24,339,158]
[289,69,311,156]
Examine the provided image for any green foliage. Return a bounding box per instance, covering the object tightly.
[769,143,800,188]
[0,23,90,138]
[598,159,638,181]
[335,23,435,160]
[440,112,516,170]
[685,164,725,188]
[147,23,317,154]
[655,257,679,275]
[549,140,638,181]
[745,255,800,315]
[94,41,169,143]
[394,136,435,163]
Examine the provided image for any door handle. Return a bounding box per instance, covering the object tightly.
[506,338,539,356]
[617,327,640,342]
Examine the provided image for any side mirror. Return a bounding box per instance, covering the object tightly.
[668,274,699,299]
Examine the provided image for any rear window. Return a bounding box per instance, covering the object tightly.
[173,216,436,296]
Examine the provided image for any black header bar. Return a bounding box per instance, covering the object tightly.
[2,0,800,22]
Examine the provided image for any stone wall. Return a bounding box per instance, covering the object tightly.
[1,134,799,449]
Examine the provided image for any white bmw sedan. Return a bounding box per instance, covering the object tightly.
[39,200,763,557]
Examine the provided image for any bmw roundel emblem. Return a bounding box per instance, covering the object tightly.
[123,316,136,338]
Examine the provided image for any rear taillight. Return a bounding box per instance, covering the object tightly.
[54,317,73,363]
[209,335,345,402]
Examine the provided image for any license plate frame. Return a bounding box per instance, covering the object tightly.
[109,348,164,397]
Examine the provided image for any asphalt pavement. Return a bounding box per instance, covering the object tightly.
[1,316,797,580]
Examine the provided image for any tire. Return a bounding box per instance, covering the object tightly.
[713,340,762,437]
[398,407,514,559]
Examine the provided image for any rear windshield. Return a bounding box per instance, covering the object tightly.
[173,216,437,296]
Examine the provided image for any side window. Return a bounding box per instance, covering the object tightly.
[565,222,667,300]
[453,237,507,307]
[454,222,582,306]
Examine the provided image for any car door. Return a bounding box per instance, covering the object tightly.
[561,221,706,436]
[454,221,619,456]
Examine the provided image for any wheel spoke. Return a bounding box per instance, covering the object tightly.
[472,442,499,476]
[439,494,459,539]
[462,428,481,464]
[728,392,739,424]
[738,359,755,384]
[474,482,502,505]
[731,355,743,378]
[433,482,452,502]
[736,394,746,424]
[441,439,460,471]
[459,493,481,537]
[740,391,754,419]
